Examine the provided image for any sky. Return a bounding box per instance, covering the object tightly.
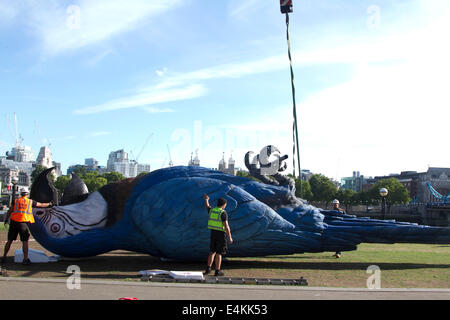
[0,0,449,181]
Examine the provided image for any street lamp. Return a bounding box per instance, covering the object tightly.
[379,187,388,219]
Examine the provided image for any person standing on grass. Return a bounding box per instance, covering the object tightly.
[1,187,51,265]
[203,194,233,277]
[332,199,345,258]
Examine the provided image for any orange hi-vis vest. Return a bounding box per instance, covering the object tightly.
[11,196,35,223]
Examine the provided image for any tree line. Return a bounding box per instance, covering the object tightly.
[31,165,145,194]
[31,166,410,209]
[237,171,410,210]
[294,174,411,210]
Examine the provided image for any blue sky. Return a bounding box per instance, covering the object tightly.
[0,0,449,180]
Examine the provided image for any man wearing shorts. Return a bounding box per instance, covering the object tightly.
[2,187,51,265]
[203,194,233,276]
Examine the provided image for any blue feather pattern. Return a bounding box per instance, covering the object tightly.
[28,166,450,260]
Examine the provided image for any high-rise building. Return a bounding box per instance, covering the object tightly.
[6,146,34,162]
[341,171,368,192]
[85,158,99,170]
[107,149,150,178]
[107,150,133,178]
[137,163,151,175]
[36,146,52,168]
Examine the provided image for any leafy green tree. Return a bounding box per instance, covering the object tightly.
[335,188,356,212]
[137,171,149,178]
[293,178,313,201]
[71,166,87,178]
[236,170,262,182]
[309,174,338,207]
[54,175,70,193]
[101,172,126,184]
[85,176,108,192]
[355,190,377,211]
[369,178,411,206]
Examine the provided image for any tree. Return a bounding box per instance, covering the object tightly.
[369,178,411,206]
[335,188,356,212]
[54,175,70,193]
[85,177,108,192]
[309,174,338,207]
[137,171,149,178]
[236,170,262,182]
[355,190,377,211]
[291,177,313,201]
[80,171,105,192]
[71,165,87,178]
[101,172,126,184]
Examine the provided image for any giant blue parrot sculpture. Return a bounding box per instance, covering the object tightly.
[28,146,450,261]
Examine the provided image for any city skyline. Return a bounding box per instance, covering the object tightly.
[1,141,447,184]
[1,1,449,180]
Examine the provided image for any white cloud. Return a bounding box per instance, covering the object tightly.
[85,48,115,66]
[0,0,19,24]
[228,0,270,20]
[141,106,174,114]
[74,84,207,115]
[4,0,184,56]
[87,131,111,137]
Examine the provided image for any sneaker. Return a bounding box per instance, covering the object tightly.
[22,258,31,265]
[203,266,212,275]
[214,270,224,277]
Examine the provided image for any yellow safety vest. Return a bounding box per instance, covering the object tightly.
[208,207,225,232]
[11,197,35,223]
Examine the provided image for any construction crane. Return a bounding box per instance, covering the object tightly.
[130,132,154,163]
[34,120,51,147]
[5,114,16,145]
[136,132,154,163]
[167,144,173,167]
[14,112,19,147]
[5,113,24,148]
[161,156,167,168]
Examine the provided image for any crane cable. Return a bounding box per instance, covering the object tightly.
[285,13,302,197]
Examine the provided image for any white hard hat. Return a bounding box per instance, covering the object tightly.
[332,199,340,204]
[20,187,29,194]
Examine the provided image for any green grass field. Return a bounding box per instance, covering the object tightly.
[1,225,449,288]
[225,243,450,288]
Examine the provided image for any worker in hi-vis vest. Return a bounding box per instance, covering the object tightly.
[203,194,233,277]
[2,187,51,265]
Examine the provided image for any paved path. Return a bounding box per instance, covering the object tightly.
[1,277,449,300]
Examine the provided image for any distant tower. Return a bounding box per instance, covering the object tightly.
[36,146,52,168]
[188,150,200,166]
[218,152,226,172]
[107,149,136,178]
[193,149,200,166]
[228,153,235,174]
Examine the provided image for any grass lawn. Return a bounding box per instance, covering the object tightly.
[1,225,449,288]
[226,243,450,288]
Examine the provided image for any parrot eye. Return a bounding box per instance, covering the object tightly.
[50,223,61,233]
